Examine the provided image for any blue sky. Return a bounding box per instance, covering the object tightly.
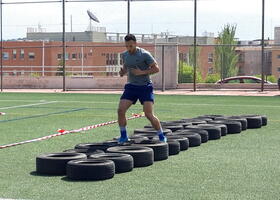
[1,0,280,40]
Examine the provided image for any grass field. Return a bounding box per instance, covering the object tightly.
[0,92,279,200]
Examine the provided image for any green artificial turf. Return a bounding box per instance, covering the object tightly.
[0,93,279,200]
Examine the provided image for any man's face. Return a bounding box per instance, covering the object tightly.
[125,40,137,54]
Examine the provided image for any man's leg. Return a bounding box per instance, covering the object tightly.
[143,101,166,142]
[118,99,133,143]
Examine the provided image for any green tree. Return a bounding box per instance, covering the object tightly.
[178,62,203,83]
[204,74,220,83]
[214,24,239,79]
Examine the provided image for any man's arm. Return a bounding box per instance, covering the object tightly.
[131,62,159,76]
[119,66,128,77]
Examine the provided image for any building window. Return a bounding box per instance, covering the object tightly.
[88,51,93,56]
[2,52,9,60]
[28,52,35,60]
[119,53,123,65]
[110,54,113,65]
[179,53,188,63]
[114,53,118,65]
[278,67,280,72]
[20,49,24,59]
[277,55,280,59]
[65,53,70,60]
[72,53,77,60]
[57,54,62,60]
[79,53,82,59]
[13,50,17,59]
[106,54,110,65]
[208,53,213,63]
[208,67,214,74]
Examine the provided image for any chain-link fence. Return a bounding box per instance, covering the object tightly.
[0,0,279,91]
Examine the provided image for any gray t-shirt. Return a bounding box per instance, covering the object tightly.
[122,47,156,86]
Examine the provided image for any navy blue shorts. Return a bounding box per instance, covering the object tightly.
[120,83,154,105]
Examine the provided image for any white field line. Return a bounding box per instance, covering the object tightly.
[55,100,280,108]
[0,99,279,108]
[0,100,40,102]
[0,198,31,200]
[0,101,57,110]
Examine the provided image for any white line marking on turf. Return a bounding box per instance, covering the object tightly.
[0,199,31,200]
[56,100,280,108]
[0,100,39,102]
[0,101,57,110]
[1,100,279,108]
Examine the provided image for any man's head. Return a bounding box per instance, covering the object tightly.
[125,34,137,54]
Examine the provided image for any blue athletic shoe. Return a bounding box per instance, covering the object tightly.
[118,136,130,144]
[158,133,167,143]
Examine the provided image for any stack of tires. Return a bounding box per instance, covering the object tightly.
[35,114,267,181]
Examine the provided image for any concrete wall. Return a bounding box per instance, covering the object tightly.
[272,47,280,78]
[177,83,278,90]
[153,45,178,89]
[2,76,127,89]
[2,77,277,90]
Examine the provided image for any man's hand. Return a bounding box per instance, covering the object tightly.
[131,68,145,76]
[119,68,127,77]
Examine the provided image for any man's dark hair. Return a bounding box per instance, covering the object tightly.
[125,34,136,42]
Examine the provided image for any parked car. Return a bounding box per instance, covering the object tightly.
[215,76,273,84]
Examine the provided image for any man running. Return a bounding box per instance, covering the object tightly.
[117,34,166,144]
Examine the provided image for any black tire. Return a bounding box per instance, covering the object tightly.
[66,159,115,181]
[162,120,187,124]
[188,125,221,140]
[196,125,222,139]
[166,140,180,156]
[166,135,189,151]
[103,140,120,147]
[132,140,169,161]
[134,128,172,135]
[63,149,104,157]
[113,135,149,143]
[226,116,248,130]
[241,115,262,129]
[75,143,113,152]
[204,122,228,136]
[198,115,224,120]
[161,121,192,127]
[107,146,154,168]
[213,120,242,134]
[128,135,149,143]
[89,153,133,173]
[160,125,184,132]
[178,129,209,143]
[191,117,213,122]
[261,115,268,126]
[36,153,87,175]
[173,132,201,147]
[133,133,159,139]
[143,125,183,132]
[181,119,207,125]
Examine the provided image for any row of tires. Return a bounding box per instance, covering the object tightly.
[36,114,267,181]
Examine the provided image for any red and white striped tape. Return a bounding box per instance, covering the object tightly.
[0,113,144,149]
